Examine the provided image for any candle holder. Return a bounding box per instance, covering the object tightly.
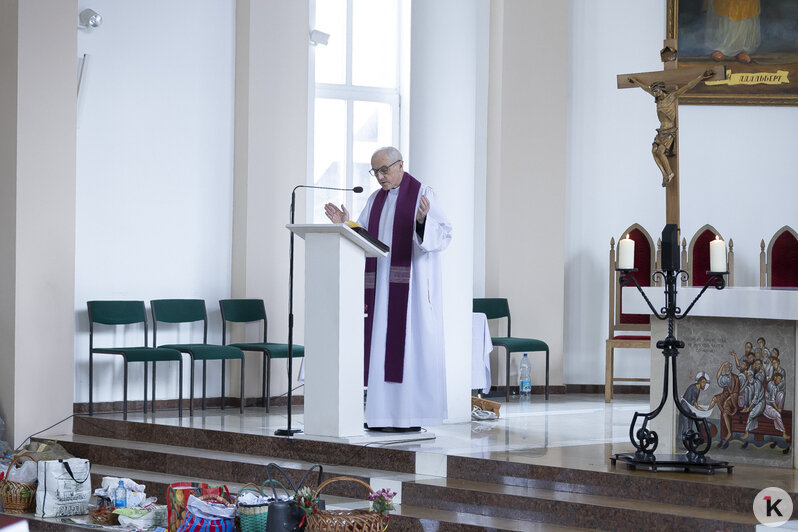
[610,259,733,474]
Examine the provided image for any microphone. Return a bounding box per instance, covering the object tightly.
[292,184,364,195]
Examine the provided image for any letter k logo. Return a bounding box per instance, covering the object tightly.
[765,496,783,517]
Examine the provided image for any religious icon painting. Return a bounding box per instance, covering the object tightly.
[668,0,798,105]
[676,316,794,467]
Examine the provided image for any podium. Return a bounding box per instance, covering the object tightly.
[287,223,388,438]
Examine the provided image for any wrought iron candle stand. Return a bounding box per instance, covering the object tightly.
[610,258,733,473]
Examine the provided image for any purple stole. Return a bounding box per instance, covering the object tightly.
[363,172,421,385]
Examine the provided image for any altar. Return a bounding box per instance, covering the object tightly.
[623,286,798,468]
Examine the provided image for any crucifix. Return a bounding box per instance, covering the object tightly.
[617,39,725,227]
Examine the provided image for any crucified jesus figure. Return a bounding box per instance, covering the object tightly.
[628,69,714,187]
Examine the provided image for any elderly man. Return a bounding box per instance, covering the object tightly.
[324,147,452,432]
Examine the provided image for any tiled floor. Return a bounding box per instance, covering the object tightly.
[96,393,642,457]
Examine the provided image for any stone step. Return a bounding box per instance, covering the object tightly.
[71,415,797,515]
[404,476,760,532]
[46,433,762,532]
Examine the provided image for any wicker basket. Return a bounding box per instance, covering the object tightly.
[0,454,38,514]
[306,477,387,532]
[236,483,270,532]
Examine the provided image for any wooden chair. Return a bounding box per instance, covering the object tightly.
[681,224,734,287]
[605,224,657,403]
[760,225,798,288]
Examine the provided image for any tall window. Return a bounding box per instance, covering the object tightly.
[311,0,403,222]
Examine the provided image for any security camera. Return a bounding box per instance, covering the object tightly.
[79,9,103,29]
[309,29,330,46]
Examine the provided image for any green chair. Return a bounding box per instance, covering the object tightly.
[219,299,304,412]
[87,300,183,420]
[473,298,549,402]
[151,299,245,416]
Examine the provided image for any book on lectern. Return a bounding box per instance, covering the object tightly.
[346,221,390,254]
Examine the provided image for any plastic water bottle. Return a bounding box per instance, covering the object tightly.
[114,480,127,508]
[519,354,532,399]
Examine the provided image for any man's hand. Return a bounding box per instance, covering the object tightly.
[416,195,430,223]
[324,203,350,223]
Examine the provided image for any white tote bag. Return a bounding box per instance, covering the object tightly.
[35,458,91,517]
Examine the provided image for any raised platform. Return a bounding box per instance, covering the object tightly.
[9,394,798,530]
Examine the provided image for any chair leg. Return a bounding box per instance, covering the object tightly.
[152,361,157,413]
[123,361,128,421]
[189,358,195,416]
[143,362,148,415]
[545,348,550,401]
[89,352,94,416]
[504,347,511,403]
[221,359,226,410]
[240,357,245,414]
[605,343,614,403]
[178,358,183,418]
[266,354,271,412]
[202,360,207,411]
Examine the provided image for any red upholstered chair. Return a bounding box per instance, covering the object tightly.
[605,224,657,402]
[681,225,734,287]
[760,226,798,288]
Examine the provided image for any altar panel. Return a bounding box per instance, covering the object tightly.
[623,286,798,468]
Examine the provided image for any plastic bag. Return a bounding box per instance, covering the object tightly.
[7,459,38,483]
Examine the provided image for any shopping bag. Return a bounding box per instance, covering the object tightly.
[176,495,235,532]
[35,458,91,518]
[167,482,231,532]
[264,463,323,532]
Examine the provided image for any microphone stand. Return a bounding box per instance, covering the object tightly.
[275,184,363,437]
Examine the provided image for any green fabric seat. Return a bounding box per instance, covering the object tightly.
[473,298,549,402]
[157,344,244,360]
[225,343,305,359]
[220,299,305,412]
[151,299,246,416]
[87,300,184,419]
[92,346,183,363]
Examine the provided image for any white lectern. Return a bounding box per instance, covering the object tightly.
[287,223,388,438]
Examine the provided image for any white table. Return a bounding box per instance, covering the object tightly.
[472,312,493,393]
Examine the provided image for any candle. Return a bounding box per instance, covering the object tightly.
[710,236,726,272]
[618,234,635,270]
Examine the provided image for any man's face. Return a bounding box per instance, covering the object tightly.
[745,342,753,352]
[698,378,707,390]
[754,360,762,371]
[371,151,403,191]
[757,339,765,348]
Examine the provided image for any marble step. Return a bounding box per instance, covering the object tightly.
[72,414,418,474]
[44,434,421,501]
[45,435,759,531]
[69,463,590,532]
[71,415,797,515]
[403,476,760,532]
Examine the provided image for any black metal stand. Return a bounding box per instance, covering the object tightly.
[610,257,732,473]
[275,187,303,437]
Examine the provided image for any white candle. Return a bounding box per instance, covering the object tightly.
[710,236,726,272]
[618,234,635,270]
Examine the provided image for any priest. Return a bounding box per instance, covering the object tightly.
[324,146,452,431]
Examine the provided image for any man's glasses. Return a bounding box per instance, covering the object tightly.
[368,160,401,177]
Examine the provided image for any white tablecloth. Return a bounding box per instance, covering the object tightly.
[472,312,493,393]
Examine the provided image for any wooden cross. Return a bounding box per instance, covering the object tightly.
[617,39,724,227]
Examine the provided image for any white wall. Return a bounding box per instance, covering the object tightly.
[409,0,485,423]
[0,0,78,447]
[485,0,569,390]
[565,0,798,384]
[74,1,236,404]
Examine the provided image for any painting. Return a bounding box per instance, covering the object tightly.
[667,0,798,105]
[676,317,795,468]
